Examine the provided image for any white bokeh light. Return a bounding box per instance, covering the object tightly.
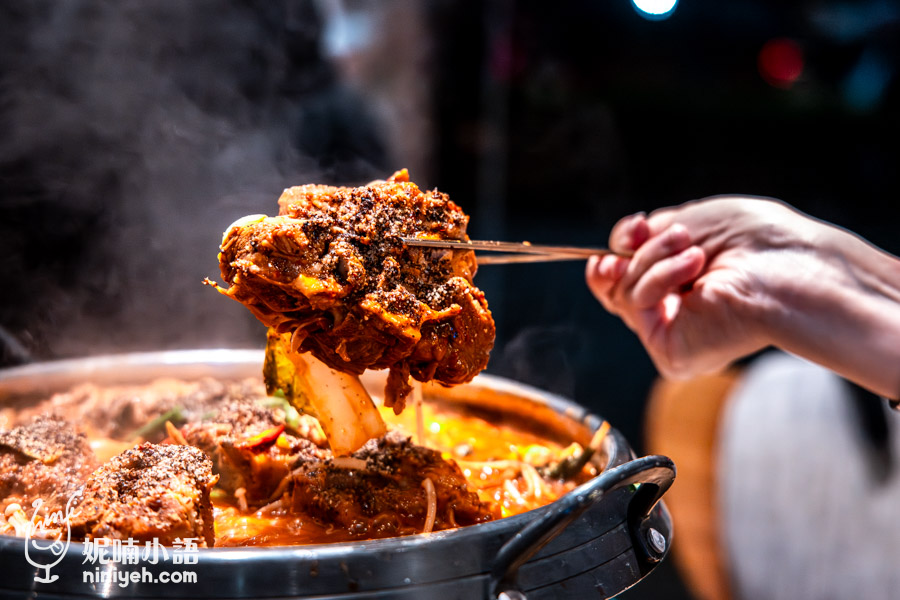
[632,0,678,20]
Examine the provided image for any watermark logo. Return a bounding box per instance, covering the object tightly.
[19,489,199,587]
[23,486,83,583]
[81,538,199,588]
[82,537,199,565]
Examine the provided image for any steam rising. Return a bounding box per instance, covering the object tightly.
[0,1,391,362]
[492,326,587,400]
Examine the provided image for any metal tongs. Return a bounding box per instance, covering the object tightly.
[400,238,612,265]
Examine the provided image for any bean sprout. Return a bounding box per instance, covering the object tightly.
[421,477,436,533]
[257,498,283,513]
[234,487,249,512]
[4,503,29,537]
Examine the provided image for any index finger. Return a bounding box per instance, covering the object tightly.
[609,212,650,254]
[610,205,691,255]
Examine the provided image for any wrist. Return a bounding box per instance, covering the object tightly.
[764,227,900,398]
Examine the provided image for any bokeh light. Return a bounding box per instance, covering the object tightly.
[632,0,678,20]
[758,38,805,89]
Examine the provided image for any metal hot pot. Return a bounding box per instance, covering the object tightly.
[0,350,674,599]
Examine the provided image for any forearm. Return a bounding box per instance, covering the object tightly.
[764,228,900,399]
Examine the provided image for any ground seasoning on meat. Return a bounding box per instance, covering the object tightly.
[210,169,495,412]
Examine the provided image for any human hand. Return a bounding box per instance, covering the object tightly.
[586,196,835,379]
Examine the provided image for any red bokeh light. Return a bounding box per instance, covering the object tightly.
[758,38,804,89]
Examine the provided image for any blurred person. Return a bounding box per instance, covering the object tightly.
[585,196,900,401]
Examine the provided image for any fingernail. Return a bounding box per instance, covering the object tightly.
[601,255,628,278]
[624,213,648,251]
[666,224,691,248]
[681,245,704,263]
[626,212,646,232]
[597,254,614,277]
[669,223,688,237]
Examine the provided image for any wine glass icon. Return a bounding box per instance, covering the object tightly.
[24,487,84,584]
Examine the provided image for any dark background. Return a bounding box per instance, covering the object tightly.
[1,1,898,597]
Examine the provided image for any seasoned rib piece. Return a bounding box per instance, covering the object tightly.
[177,399,327,507]
[69,443,217,547]
[13,378,271,442]
[0,416,98,514]
[213,170,495,412]
[286,431,497,538]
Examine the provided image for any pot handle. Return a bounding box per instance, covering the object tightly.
[489,454,676,598]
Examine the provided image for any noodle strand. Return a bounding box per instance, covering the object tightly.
[413,381,425,446]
